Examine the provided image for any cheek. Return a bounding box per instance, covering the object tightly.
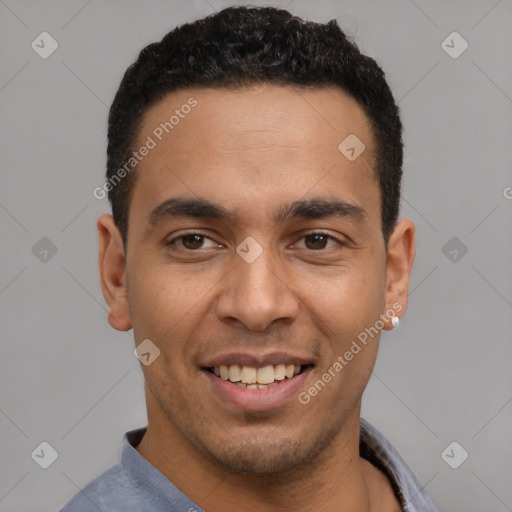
[303,259,385,377]
[127,263,206,350]
[308,259,385,329]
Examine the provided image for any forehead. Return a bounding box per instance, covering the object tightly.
[130,84,380,229]
[139,84,374,158]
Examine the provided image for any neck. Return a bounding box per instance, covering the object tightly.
[136,403,378,511]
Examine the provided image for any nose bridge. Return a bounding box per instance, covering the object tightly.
[215,239,299,331]
[238,245,282,295]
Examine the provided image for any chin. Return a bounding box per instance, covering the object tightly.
[193,427,336,476]
[207,439,309,475]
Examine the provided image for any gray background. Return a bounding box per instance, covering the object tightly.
[1,0,511,510]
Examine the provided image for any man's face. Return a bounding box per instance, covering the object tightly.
[103,85,408,474]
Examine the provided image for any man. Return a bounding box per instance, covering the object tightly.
[61,6,438,511]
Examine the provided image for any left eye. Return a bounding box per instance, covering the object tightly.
[295,233,340,250]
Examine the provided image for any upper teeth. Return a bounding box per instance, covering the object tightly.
[214,364,301,384]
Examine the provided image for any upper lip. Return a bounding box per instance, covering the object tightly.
[201,351,315,369]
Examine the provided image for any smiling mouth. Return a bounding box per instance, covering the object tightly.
[205,364,314,389]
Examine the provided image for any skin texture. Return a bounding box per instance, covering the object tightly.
[97,84,414,512]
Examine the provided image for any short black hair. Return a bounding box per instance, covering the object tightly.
[106,6,403,250]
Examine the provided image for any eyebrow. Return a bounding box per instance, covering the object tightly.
[147,196,367,229]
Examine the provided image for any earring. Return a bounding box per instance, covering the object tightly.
[391,316,400,329]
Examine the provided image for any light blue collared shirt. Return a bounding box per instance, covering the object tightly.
[59,418,438,511]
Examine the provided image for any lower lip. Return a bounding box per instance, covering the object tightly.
[202,367,313,411]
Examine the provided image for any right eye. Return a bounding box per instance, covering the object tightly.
[166,232,221,251]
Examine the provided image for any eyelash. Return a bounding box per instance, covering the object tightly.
[166,230,346,251]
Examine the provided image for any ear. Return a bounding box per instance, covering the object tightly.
[383,218,416,330]
[97,213,132,331]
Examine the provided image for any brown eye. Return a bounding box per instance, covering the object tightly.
[167,232,219,251]
[304,234,330,250]
[293,232,345,252]
[181,234,205,250]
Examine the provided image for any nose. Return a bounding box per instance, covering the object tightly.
[214,246,300,332]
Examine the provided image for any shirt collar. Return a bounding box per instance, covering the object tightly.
[360,418,438,511]
[121,428,201,511]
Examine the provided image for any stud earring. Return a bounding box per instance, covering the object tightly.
[391,316,400,329]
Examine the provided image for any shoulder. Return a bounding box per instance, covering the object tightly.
[59,462,141,512]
